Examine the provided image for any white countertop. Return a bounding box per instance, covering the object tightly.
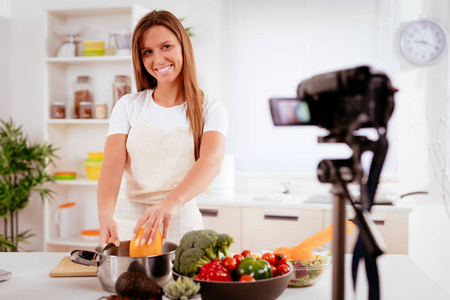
[196,192,412,213]
[1,252,448,299]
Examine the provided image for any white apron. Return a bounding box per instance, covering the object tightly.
[113,92,203,244]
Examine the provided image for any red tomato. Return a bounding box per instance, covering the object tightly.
[233,254,244,265]
[221,257,237,272]
[241,250,252,258]
[239,274,256,282]
[261,252,276,266]
[274,253,288,266]
[270,264,277,276]
[276,264,291,275]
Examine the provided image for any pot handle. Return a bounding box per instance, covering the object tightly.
[70,249,100,267]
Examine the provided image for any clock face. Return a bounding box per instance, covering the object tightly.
[400,20,446,65]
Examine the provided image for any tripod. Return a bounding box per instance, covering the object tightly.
[317,129,387,300]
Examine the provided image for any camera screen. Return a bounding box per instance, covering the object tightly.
[269,98,311,126]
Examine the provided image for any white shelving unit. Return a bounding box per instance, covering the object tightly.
[43,5,149,252]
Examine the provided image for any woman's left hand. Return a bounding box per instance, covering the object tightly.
[132,196,182,246]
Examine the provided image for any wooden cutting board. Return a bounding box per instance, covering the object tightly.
[49,256,98,277]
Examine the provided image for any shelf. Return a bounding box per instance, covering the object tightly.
[48,6,132,18]
[46,56,132,64]
[47,237,99,248]
[54,177,98,186]
[47,119,109,124]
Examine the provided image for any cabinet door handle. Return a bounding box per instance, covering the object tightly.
[200,208,219,217]
[349,218,385,226]
[264,212,299,221]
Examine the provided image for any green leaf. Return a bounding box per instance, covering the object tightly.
[0,234,15,251]
[0,118,59,246]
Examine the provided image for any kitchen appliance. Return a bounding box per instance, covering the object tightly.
[115,30,131,56]
[209,154,235,195]
[71,241,177,293]
[54,202,78,239]
[57,34,81,57]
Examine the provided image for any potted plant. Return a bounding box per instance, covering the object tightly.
[163,277,201,300]
[0,119,57,251]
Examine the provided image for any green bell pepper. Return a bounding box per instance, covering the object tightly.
[236,256,273,280]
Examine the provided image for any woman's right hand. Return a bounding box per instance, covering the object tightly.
[99,218,120,247]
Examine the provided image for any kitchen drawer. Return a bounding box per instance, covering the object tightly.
[241,207,324,253]
[323,209,409,254]
[198,205,242,253]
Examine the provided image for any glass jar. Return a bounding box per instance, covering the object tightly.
[51,102,66,119]
[105,33,117,56]
[79,101,93,119]
[74,76,92,118]
[112,75,130,108]
[95,103,108,119]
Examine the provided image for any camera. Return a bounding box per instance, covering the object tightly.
[269,66,395,133]
[269,66,396,300]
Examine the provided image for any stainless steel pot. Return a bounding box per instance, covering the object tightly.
[71,241,177,293]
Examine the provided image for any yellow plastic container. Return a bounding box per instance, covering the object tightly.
[85,159,102,167]
[85,166,101,180]
[83,49,105,56]
[88,152,104,160]
[82,41,105,50]
[85,159,102,180]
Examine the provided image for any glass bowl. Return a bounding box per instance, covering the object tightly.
[261,245,332,287]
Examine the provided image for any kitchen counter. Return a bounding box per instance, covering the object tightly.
[1,252,448,299]
[196,192,412,213]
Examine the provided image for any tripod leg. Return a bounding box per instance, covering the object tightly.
[332,193,346,300]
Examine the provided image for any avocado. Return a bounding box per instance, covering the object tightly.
[127,260,147,275]
[115,271,162,300]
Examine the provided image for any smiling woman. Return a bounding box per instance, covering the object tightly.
[97,9,228,250]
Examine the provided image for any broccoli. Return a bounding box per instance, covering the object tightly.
[192,230,218,260]
[215,233,234,258]
[178,248,211,277]
[174,230,235,277]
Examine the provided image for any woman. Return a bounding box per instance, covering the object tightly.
[97,10,228,247]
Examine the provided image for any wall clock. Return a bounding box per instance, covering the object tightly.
[400,20,447,65]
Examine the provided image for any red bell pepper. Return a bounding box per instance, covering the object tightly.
[195,261,232,282]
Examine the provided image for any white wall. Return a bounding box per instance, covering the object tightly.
[227,0,399,175]
[0,0,11,121]
[1,0,224,252]
[2,0,450,295]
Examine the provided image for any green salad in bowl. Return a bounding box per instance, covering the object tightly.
[261,245,332,287]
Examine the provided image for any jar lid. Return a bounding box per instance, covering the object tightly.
[52,102,65,105]
[79,101,92,105]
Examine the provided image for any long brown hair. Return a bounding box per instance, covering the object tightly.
[132,10,204,160]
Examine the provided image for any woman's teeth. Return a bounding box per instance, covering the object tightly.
[156,65,172,73]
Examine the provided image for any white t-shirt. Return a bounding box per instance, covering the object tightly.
[107,89,228,137]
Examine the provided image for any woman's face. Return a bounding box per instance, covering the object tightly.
[140,25,183,86]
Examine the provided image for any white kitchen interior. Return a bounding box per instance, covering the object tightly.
[1,0,450,298]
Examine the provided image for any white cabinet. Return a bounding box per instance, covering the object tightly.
[196,197,410,255]
[43,5,148,252]
[241,207,324,253]
[198,205,242,253]
[323,208,410,254]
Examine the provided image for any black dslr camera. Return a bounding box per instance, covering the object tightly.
[269,66,397,300]
[269,65,395,134]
